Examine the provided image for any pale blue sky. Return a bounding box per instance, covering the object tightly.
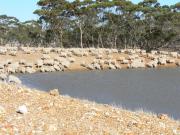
[0,0,179,22]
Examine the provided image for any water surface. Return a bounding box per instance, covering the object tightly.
[18,68,180,119]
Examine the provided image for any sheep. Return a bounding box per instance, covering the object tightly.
[134,49,141,53]
[106,55,113,60]
[158,58,167,65]
[119,49,125,53]
[147,54,159,60]
[19,59,26,65]
[130,60,145,68]
[43,59,54,66]
[141,50,146,53]
[40,66,49,72]
[36,60,43,68]
[159,51,168,55]
[9,51,17,56]
[80,61,86,67]
[151,50,158,55]
[26,67,35,74]
[105,49,112,55]
[176,61,180,66]
[82,51,89,56]
[8,62,19,71]
[95,54,103,59]
[87,64,94,70]
[18,67,26,73]
[66,52,73,57]
[146,61,158,68]
[0,69,5,74]
[8,75,21,84]
[25,62,34,68]
[23,49,32,54]
[117,56,125,61]
[121,59,129,64]
[59,52,68,58]
[0,63,4,69]
[111,49,118,53]
[114,62,121,69]
[109,64,116,69]
[42,48,51,54]
[0,48,7,55]
[178,54,180,59]
[0,73,7,81]
[72,50,83,57]
[166,58,175,64]
[53,65,62,71]
[68,57,75,63]
[40,67,45,72]
[45,66,56,72]
[7,47,18,51]
[170,52,178,58]
[92,63,101,70]
[41,54,51,60]
[61,60,70,68]
[54,57,66,62]
[5,59,12,65]
[109,59,117,65]
[7,67,16,74]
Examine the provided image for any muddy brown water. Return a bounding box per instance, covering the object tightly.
[18,68,180,119]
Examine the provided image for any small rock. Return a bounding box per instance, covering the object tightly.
[8,75,21,84]
[48,124,57,131]
[159,122,166,129]
[173,127,180,135]
[176,61,180,66]
[0,73,7,81]
[0,105,5,114]
[17,105,28,114]
[49,89,59,96]
[157,113,169,120]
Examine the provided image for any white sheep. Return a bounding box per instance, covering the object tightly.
[8,75,21,84]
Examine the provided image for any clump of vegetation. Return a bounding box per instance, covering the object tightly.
[0,0,179,51]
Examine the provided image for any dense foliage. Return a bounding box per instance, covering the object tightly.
[0,0,179,50]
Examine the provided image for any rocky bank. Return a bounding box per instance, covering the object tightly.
[0,82,180,135]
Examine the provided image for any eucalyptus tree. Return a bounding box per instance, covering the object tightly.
[0,15,19,45]
[136,0,179,50]
[34,0,69,47]
[65,0,96,48]
[0,0,179,50]
[170,2,180,47]
[22,20,44,46]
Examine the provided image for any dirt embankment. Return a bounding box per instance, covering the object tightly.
[0,82,180,135]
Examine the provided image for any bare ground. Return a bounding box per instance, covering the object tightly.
[0,83,180,135]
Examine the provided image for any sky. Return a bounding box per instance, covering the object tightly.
[0,0,179,22]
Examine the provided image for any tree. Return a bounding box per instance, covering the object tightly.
[34,0,69,47]
[0,0,179,50]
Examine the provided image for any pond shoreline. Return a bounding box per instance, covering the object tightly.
[0,47,180,134]
[0,47,179,77]
[0,82,180,134]
[17,67,180,119]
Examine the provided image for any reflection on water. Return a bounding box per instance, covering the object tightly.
[18,68,180,119]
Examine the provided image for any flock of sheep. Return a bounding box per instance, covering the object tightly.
[0,46,180,83]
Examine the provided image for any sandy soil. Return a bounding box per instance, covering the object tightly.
[0,82,179,135]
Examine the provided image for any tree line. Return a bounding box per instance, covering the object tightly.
[0,0,180,51]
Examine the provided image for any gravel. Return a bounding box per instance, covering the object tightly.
[0,82,179,134]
